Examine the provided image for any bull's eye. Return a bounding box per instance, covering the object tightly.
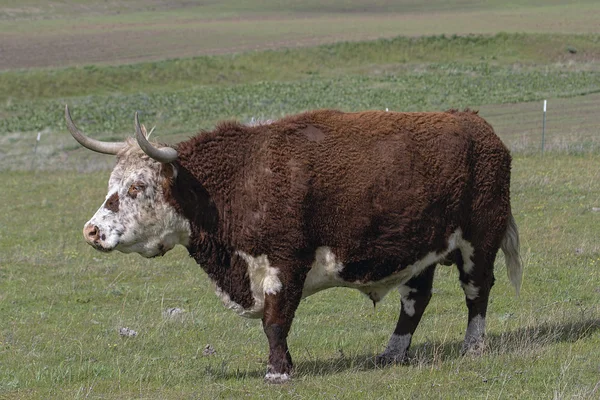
[127,182,146,198]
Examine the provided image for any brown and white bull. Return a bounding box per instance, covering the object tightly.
[65,105,522,383]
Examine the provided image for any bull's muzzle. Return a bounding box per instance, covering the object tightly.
[83,223,99,242]
[83,223,110,251]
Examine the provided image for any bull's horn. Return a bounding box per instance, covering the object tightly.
[65,105,125,155]
[134,112,178,163]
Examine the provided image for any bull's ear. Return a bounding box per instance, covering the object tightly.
[135,112,178,163]
[160,163,177,198]
[161,162,177,180]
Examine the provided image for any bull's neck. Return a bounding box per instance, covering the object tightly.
[175,126,250,220]
[167,128,254,304]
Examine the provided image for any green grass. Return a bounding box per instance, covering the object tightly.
[1,155,599,398]
[3,62,600,137]
[2,33,599,102]
[1,3,600,397]
[480,93,600,154]
[1,34,600,141]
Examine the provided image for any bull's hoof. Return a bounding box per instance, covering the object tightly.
[461,339,486,357]
[264,372,291,384]
[375,352,409,366]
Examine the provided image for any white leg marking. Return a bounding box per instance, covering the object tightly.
[397,284,416,298]
[378,333,412,363]
[461,280,480,300]
[398,284,417,316]
[463,314,486,353]
[459,238,475,274]
[401,298,416,317]
[264,372,291,383]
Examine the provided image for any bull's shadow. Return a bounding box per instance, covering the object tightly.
[210,317,600,380]
[293,317,600,377]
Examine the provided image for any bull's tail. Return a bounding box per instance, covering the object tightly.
[501,209,523,296]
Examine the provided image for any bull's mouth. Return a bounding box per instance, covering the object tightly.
[89,242,115,253]
[83,224,121,253]
[147,243,172,258]
[87,237,174,258]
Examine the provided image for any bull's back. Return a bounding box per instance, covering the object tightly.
[292,110,477,258]
[245,109,509,259]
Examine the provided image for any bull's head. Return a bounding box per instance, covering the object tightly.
[65,105,190,258]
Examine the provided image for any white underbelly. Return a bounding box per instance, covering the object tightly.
[212,229,472,318]
[302,229,471,301]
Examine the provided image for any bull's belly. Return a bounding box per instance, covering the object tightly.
[302,228,468,302]
[211,229,472,318]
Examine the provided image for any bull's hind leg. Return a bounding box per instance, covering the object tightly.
[376,264,436,365]
[457,245,496,355]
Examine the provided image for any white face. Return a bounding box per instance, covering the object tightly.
[83,147,191,258]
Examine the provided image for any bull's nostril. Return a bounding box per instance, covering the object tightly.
[101,234,106,241]
[83,224,101,242]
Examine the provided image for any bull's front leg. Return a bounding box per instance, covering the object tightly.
[261,264,307,384]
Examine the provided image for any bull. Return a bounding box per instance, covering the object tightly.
[65,105,522,383]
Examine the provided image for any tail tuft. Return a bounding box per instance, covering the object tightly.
[501,210,523,296]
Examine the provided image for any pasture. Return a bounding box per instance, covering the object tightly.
[1,0,599,398]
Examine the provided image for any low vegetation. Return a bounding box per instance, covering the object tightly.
[1,34,600,141]
[0,3,599,397]
[1,154,599,398]
[2,33,599,101]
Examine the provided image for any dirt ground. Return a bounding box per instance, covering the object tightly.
[2,4,599,70]
[0,22,382,70]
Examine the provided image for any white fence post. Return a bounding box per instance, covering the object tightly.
[541,100,547,154]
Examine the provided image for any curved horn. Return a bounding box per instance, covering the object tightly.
[134,112,178,163]
[65,105,125,155]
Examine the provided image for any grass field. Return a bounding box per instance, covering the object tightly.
[1,0,600,398]
[1,156,599,398]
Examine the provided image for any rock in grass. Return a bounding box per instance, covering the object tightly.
[163,307,185,319]
[119,327,138,337]
[202,344,216,356]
